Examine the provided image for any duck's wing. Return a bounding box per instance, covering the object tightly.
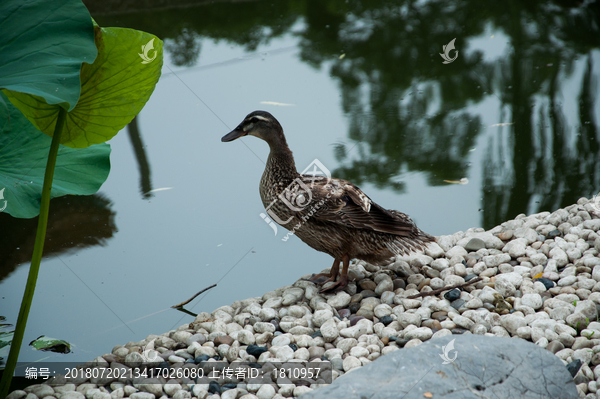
[297,175,418,237]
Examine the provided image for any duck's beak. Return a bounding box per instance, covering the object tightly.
[221,126,247,142]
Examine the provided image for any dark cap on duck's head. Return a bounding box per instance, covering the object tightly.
[221,110,285,144]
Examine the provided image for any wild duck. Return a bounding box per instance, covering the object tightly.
[222,111,435,292]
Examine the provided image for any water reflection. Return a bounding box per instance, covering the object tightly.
[484,51,600,228]
[0,113,151,279]
[89,0,600,230]
[296,0,600,229]
[127,116,154,199]
[0,195,116,282]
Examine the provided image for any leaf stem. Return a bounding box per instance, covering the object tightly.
[0,108,67,397]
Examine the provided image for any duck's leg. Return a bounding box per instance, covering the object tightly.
[306,258,340,284]
[319,255,350,293]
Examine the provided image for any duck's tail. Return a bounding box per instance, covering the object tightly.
[385,228,436,256]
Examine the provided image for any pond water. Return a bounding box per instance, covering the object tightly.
[1,0,599,366]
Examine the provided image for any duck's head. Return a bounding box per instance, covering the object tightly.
[221,110,284,144]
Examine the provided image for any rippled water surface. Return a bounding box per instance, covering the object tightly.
[1,0,599,364]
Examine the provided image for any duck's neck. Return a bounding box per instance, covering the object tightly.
[260,132,299,205]
[264,132,298,180]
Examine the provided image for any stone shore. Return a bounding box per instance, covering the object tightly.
[7,196,600,399]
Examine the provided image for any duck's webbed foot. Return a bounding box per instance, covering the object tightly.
[318,255,350,293]
[318,274,349,293]
[305,258,340,285]
[307,273,332,284]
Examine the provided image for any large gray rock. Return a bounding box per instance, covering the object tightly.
[303,335,577,399]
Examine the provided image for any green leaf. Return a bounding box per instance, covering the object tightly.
[0,92,111,219]
[0,319,13,351]
[29,335,71,354]
[0,331,13,350]
[4,25,163,148]
[0,0,97,111]
[0,338,11,351]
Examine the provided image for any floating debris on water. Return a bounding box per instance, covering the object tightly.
[443,178,469,184]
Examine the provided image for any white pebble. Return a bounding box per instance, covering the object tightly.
[342,355,362,371]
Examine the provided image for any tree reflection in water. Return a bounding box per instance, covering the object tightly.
[90,0,600,229]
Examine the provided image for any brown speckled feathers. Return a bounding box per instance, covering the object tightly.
[296,175,419,237]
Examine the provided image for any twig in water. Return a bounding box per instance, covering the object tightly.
[407,277,482,299]
[171,284,217,308]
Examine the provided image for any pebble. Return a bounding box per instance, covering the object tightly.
[450,299,465,310]
[465,238,486,251]
[466,298,483,309]
[320,319,339,342]
[403,339,423,348]
[534,278,555,290]
[484,253,511,268]
[498,230,513,241]
[272,335,291,347]
[130,394,155,399]
[246,345,268,357]
[294,386,313,396]
[397,313,421,328]
[348,302,361,313]
[308,346,325,359]
[214,335,234,346]
[431,311,448,321]
[501,314,527,334]
[404,327,433,341]
[567,359,584,377]
[520,293,543,310]
[256,385,275,399]
[350,316,366,326]
[558,275,578,286]
[496,272,523,288]
[445,275,466,285]
[393,279,406,290]
[312,310,333,327]
[546,340,564,354]
[328,292,351,309]
[342,356,362,371]
[359,280,377,291]
[186,333,206,346]
[444,288,461,301]
[208,381,221,394]
[168,355,186,363]
[375,279,394,295]
[451,314,475,330]
[61,393,85,399]
[547,229,562,239]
